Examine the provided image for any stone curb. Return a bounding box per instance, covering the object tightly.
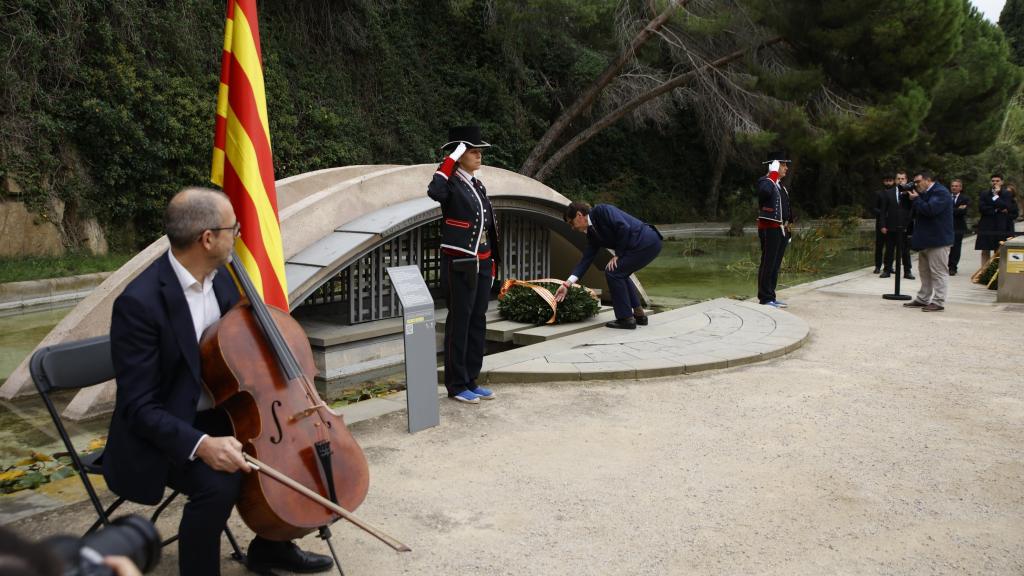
[0,272,111,313]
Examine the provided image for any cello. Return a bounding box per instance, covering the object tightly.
[199,251,409,552]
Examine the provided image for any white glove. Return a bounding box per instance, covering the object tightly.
[450,142,468,162]
[436,142,469,178]
[768,160,780,173]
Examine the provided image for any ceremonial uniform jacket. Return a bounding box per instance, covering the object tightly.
[427,168,502,259]
[756,176,792,225]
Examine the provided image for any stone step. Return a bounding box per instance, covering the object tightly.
[512,308,619,346]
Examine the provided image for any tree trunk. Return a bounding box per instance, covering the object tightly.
[519,0,689,177]
[533,37,783,183]
[706,133,731,220]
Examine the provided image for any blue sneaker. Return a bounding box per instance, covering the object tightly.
[469,386,495,400]
[763,301,782,308]
[773,300,788,308]
[451,390,480,404]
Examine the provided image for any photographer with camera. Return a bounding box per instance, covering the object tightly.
[878,171,915,280]
[1,514,155,576]
[902,170,954,312]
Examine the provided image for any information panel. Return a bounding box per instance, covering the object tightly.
[386,266,439,433]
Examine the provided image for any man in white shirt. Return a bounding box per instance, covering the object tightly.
[103,188,332,575]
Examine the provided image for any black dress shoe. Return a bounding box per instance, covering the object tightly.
[879,271,891,278]
[904,273,915,280]
[633,315,649,326]
[248,537,334,574]
[872,267,881,274]
[606,317,637,329]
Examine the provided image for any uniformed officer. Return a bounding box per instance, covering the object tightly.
[757,152,793,308]
[427,126,502,404]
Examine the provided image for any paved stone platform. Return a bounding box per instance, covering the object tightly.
[471,298,809,384]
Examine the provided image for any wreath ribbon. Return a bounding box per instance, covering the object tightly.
[497,278,599,325]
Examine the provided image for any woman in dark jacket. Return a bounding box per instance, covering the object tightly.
[975,174,1017,265]
[426,126,501,404]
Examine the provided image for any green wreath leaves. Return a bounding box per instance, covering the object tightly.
[498,281,600,325]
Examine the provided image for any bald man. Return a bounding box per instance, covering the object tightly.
[104,188,332,576]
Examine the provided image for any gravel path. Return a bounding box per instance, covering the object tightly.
[13,284,1024,575]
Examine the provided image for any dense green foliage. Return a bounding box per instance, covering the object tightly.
[0,0,1020,253]
[1001,0,1024,65]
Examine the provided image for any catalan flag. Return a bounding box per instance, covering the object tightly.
[211,0,288,309]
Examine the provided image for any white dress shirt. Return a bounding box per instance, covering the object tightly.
[167,251,222,458]
[566,215,594,285]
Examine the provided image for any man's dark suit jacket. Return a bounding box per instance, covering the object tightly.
[879,187,913,231]
[103,252,240,505]
[570,204,656,279]
[951,192,970,233]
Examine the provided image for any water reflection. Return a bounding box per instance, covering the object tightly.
[0,307,69,384]
[0,306,110,464]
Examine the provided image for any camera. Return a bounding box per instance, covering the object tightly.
[896,182,916,192]
[43,515,161,576]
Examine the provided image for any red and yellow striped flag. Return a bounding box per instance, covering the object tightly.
[211,0,288,309]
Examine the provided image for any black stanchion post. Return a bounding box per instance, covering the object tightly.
[883,225,912,301]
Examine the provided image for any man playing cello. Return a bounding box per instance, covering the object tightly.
[103,188,333,575]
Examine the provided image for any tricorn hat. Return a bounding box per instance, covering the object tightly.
[441,125,492,151]
[762,150,791,165]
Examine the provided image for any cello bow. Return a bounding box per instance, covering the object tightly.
[245,455,412,553]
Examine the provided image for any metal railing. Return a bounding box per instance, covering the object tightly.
[301,213,550,324]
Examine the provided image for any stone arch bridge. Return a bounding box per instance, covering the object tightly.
[1,165,648,419]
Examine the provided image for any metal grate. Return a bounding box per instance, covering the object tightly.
[301,213,549,324]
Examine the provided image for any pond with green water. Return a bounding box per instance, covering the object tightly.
[642,230,874,308]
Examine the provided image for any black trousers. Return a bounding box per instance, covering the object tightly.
[883,230,912,273]
[441,254,493,395]
[605,229,662,319]
[948,231,964,272]
[166,410,241,576]
[757,227,788,304]
[874,228,884,269]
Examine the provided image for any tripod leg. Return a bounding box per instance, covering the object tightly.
[318,526,346,576]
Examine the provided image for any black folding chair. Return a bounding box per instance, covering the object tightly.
[29,335,245,559]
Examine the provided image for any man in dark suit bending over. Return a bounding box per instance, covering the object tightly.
[104,188,332,576]
[554,202,663,329]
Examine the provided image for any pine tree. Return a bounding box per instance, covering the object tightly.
[999,0,1024,65]
[927,4,1022,155]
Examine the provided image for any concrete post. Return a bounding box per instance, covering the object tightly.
[997,236,1024,303]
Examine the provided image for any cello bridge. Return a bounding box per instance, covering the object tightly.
[290,402,328,422]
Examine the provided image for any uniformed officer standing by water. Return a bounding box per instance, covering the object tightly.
[427,126,501,404]
[756,152,793,308]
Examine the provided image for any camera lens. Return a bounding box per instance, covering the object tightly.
[81,515,162,573]
[44,515,162,575]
